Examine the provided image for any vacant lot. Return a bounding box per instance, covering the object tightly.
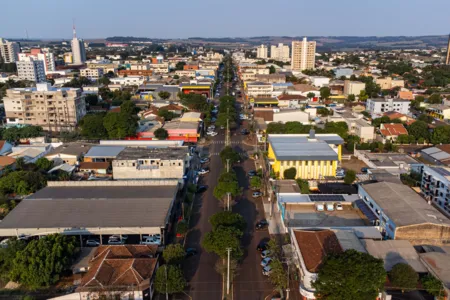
[341,157,368,173]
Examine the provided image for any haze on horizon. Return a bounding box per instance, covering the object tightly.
[2,0,450,39]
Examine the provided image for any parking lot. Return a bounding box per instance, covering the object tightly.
[80,234,161,247]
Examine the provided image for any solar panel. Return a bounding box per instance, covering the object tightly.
[309,195,346,202]
[354,200,377,222]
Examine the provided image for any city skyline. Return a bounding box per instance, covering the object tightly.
[2,0,450,39]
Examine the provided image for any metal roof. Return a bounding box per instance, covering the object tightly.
[85,146,126,158]
[0,185,178,230]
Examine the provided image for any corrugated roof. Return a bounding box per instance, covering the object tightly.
[85,146,126,158]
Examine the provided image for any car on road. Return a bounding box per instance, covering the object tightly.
[262,265,272,276]
[248,170,257,177]
[198,168,210,175]
[261,257,272,267]
[200,158,210,164]
[257,241,268,252]
[252,191,262,198]
[211,109,218,114]
[197,185,208,193]
[186,248,198,258]
[261,250,270,259]
[255,219,269,230]
[207,131,218,137]
[86,239,100,246]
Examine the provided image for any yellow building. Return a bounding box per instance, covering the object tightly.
[267,131,343,180]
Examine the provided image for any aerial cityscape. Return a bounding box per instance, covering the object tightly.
[1,1,450,300]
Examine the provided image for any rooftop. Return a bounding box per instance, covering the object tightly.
[380,123,408,137]
[360,181,450,227]
[369,98,410,103]
[46,143,93,157]
[85,146,126,158]
[420,252,450,289]
[115,147,188,161]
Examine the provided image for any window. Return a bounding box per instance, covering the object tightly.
[369,202,374,208]
[179,162,182,166]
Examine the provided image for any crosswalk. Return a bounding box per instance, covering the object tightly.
[210,140,242,145]
[207,152,248,157]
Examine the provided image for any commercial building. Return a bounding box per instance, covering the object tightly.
[334,68,353,78]
[426,104,450,120]
[4,83,86,131]
[375,77,405,90]
[86,61,117,73]
[179,82,212,98]
[254,74,286,84]
[16,56,46,82]
[310,76,330,88]
[112,147,190,181]
[71,25,86,65]
[256,44,268,59]
[80,68,104,81]
[343,80,366,96]
[0,38,20,63]
[358,181,450,243]
[267,131,344,179]
[291,37,316,71]
[354,150,420,175]
[0,181,179,243]
[420,145,450,166]
[366,98,410,115]
[270,43,290,62]
[246,82,273,98]
[421,166,450,217]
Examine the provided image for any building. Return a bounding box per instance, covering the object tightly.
[379,123,408,141]
[346,118,374,142]
[366,98,410,115]
[255,74,286,84]
[246,82,273,98]
[420,145,450,166]
[16,57,46,82]
[71,25,86,65]
[291,37,316,71]
[446,34,450,65]
[0,38,20,63]
[353,150,420,175]
[256,44,268,59]
[112,147,190,181]
[4,83,86,131]
[358,181,450,243]
[419,250,450,296]
[343,80,366,96]
[426,104,450,120]
[267,131,344,179]
[0,181,179,244]
[421,166,450,217]
[84,145,125,163]
[270,43,290,62]
[179,82,212,98]
[334,68,353,79]
[18,50,56,74]
[80,68,104,81]
[310,76,330,88]
[45,142,93,165]
[0,156,16,176]
[375,77,405,90]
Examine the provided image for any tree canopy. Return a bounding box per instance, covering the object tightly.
[388,263,418,292]
[162,244,186,265]
[0,171,47,195]
[209,211,246,232]
[154,128,169,140]
[202,226,243,260]
[283,167,297,179]
[154,265,186,295]
[219,146,240,165]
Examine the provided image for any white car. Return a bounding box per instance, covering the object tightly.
[198,169,210,175]
[336,204,343,211]
[108,238,125,245]
[262,265,272,276]
[140,236,161,245]
[207,131,218,137]
[261,257,272,267]
[261,250,270,259]
[86,239,100,246]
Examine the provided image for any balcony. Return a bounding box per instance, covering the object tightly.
[423,177,431,182]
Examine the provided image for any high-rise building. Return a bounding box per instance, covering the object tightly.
[0,38,20,63]
[270,43,290,62]
[18,49,55,74]
[446,34,450,65]
[291,37,316,71]
[71,25,86,65]
[3,83,86,132]
[256,44,268,59]
[16,56,46,82]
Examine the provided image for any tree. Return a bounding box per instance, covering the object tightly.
[320,87,331,100]
[213,176,240,200]
[296,179,310,194]
[268,66,276,74]
[430,126,450,145]
[80,114,108,139]
[97,76,111,85]
[268,259,287,292]
[202,226,243,259]
[307,92,315,100]
[250,176,262,189]
[209,211,246,232]
[388,263,419,292]
[154,128,169,140]
[0,171,47,195]
[421,274,444,298]
[180,93,208,111]
[428,93,442,104]
[10,234,77,288]
[175,62,186,70]
[0,238,26,283]
[317,107,331,117]
[407,120,429,141]
[397,134,410,144]
[267,238,280,259]
[154,265,186,296]
[313,250,386,300]
[35,157,53,171]
[344,170,356,184]
[219,146,240,165]
[158,109,176,121]
[163,244,186,265]
[347,94,356,102]
[84,94,99,106]
[283,167,297,179]
[359,90,368,101]
[158,91,171,100]
[15,157,26,171]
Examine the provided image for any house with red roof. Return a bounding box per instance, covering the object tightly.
[380,123,408,141]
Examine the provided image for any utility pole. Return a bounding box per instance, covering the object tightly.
[227,192,231,211]
[226,247,232,295]
[226,159,230,173]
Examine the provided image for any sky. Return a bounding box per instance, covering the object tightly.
[2,0,450,39]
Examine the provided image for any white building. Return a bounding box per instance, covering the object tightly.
[291,37,316,71]
[421,165,450,217]
[71,26,86,65]
[16,57,46,82]
[270,43,290,62]
[343,80,366,96]
[80,68,104,81]
[310,76,330,88]
[110,76,145,86]
[256,44,268,59]
[366,98,410,115]
[0,38,20,63]
[18,51,55,74]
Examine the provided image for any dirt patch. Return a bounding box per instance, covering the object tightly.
[341,157,368,173]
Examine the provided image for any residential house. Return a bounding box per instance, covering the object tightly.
[398,90,414,100]
[277,94,308,108]
[375,77,405,90]
[45,143,93,165]
[0,156,16,175]
[0,141,13,156]
[384,111,415,124]
[379,123,408,141]
[426,104,450,120]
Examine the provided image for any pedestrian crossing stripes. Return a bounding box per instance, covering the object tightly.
[207,152,248,157]
[210,141,242,145]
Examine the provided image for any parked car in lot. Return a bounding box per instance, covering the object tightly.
[255,219,269,230]
[262,265,272,276]
[326,204,335,211]
[86,239,100,246]
[108,238,125,245]
[200,158,210,164]
[186,248,198,258]
[140,234,161,245]
[198,168,210,175]
[207,131,218,137]
[261,257,272,267]
[261,250,270,259]
[252,191,262,198]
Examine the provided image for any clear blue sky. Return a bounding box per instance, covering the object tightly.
[2,0,450,39]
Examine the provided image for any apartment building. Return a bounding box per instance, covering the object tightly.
[150,62,169,74]
[3,83,86,132]
[80,68,104,81]
[421,165,450,217]
[246,82,273,98]
[16,57,46,82]
[86,61,117,73]
[0,38,20,63]
[343,80,366,96]
[18,50,55,74]
[376,77,405,90]
[366,98,410,115]
[256,44,268,59]
[291,37,316,71]
[270,43,290,62]
[112,147,190,182]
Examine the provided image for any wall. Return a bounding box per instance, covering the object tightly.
[395,224,450,245]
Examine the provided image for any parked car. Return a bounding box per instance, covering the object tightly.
[257,241,268,251]
[197,185,208,193]
[336,203,343,211]
[108,238,125,245]
[198,168,210,175]
[248,170,257,177]
[261,250,270,259]
[200,158,210,164]
[86,239,100,246]
[255,219,269,230]
[262,265,272,276]
[110,234,128,241]
[207,131,218,137]
[361,167,369,173]
[316,204,325,211]
[140,235,161,245]
[186,248,198,258]
[261,257,272,267]
[252,191,262,198]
